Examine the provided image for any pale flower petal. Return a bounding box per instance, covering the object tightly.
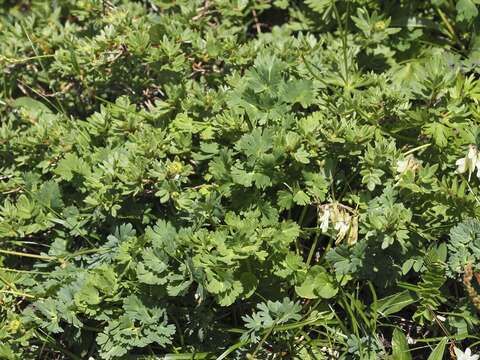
[335,219,350,244]
[319,208,330,233]
[468,145,478,159]
[396,155,420,176]
[396,159,407,174]
[456,158,467,174]
[454,347,479,360]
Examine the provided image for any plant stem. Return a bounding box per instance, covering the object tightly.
[0,249,55,261]
[404,143,431,156]
[332,0,350,88]
[435,6,465,51]
[306,232,320,267]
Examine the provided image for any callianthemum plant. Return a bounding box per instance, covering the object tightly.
[1,0,480,359]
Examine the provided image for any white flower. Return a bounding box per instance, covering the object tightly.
[456,157,467,174]
[456,145,480,181]
[318,203,357,245]
[334,213,351,244]
[320,346,339,358]
[319,207,330,233]
[454,347,479,360]
[335,220,350,243]
[396,154,420,175]
[397,158,409,174]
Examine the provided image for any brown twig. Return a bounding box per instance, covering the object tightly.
[252,9,262,34]
[2,187,23,195]
[464,263,480,311]
[192,0,211,21]
[17,79,74,98]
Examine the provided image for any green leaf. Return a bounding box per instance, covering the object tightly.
[295,266,338,299]
[293,146,310,164]
[280,79,315,108]
[392,328,412,360]
[247,54,286,94]
[136,248,169,285]
[423,123,450,147]
[277,190,294,210]
[75,284,101,306]
[426,337,447,360]
[361,168,385,191]
[457,0,479,22]
[305,0,335,14]
[13,97,53,120]
[293,190,310,205]
[0,344,15,360]
[231,166,254,187]
[376,291,416,317]
[35,181,64,210]
[235,128,273,159]
[240,272,257,299]
[217,280,243,307]
[253,172,272,189]
[54,153,90,181]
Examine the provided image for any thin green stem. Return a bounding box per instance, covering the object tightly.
[0,289,35,299]
[318,235,334,263]
[0,249,55,261]
[0,267,50,275]
[332,0,349,88]
[306,232,320,267]
[251,319,278,358]
[0,54,55,64]
[216,340,248,360]
[435,6,465,52]
[464,177,480,206]
[404,143,431,156]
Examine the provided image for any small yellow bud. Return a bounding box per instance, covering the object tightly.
[167,161,183,175]
[374,21,386,31]
[8,319,21,332]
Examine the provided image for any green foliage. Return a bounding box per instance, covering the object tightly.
[1,0,480,358]
[96,295,175,359]
[448,218,480,275]
[295,265,338,299]
[241,298,302,343]
[427,337,448,360]
[392,328,412,360]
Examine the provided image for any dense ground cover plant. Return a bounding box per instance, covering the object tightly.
[1,0,480,358]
